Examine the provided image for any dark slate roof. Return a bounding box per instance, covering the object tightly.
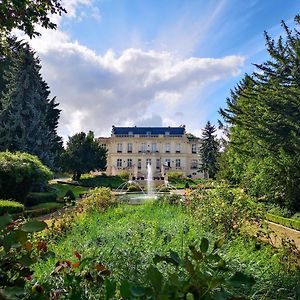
[112,126,185,135]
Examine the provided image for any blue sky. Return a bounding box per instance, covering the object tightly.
[26,0,300,138]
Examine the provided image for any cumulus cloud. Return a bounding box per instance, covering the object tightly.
[27,28,244,139]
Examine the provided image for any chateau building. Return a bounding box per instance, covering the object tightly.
[98,126,203,179]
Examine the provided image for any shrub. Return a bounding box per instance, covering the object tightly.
[0,200,24,215]
[0,151,52,202]
[64,189,76,201]
[25,192,57,207]
[266,213,300,231]
[158,186,170,192]
[127,184,142,192]
[167,171,184,181]
[80,187,115,212]
[188,188,264,234]
[118,170,129,180]
[157,193,182,205]
[185,182,190,189]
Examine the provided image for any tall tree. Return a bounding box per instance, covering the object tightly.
[199,121,219,179]
[63,131,107,181]
[219,15,300,210]
[0,42,63,168]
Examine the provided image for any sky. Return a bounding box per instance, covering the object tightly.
[22,0,300,139]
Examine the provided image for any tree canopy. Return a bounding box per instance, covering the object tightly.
[199,121,219,179]
[0,0,66,38]
[62,131,107,180]
[0,40,63,169]
[219,15,300,210]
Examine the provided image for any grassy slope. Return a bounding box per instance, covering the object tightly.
[50,183,89,200]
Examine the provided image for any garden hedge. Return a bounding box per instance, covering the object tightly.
[26,192,57,207]
[266,213,300,231]
[0,200,24,215]
[0,151,52,202]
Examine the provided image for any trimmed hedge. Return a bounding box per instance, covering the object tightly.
[266,213,300,231]
[26,192,57,207]
[25,202,64,217]
[0,200,24,215]
[0,151,52,202]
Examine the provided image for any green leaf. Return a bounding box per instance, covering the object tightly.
[130,287,147,297]
[214,237,225,250]
[105,278,116,300]
[21,220,47,232]
[227,271,255,287]
[147,266,163,293]
[0,214,12,230]
[120,280,131,299]
[200,237,209,253]
[170,250,181,266]
[1,286,25,300]
[3,232,21,252]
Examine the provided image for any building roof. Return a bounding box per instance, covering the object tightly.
[112,126,186,135]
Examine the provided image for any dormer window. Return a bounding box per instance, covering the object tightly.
[128,131,133,136]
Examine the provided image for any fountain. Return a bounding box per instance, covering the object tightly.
[146,163,154,196]
[115,163,181,204]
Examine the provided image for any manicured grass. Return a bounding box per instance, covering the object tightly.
[78,174,125,189]
[50,183,89,200]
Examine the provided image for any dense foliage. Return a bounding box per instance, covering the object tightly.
[0,151,52,202]
[199,121,219,179]
[0,0,66,39]
[219,16,300,211]
[62,131,107,180]
[0,41,63,169]
[0,199,24,215]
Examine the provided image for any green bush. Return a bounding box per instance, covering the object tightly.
[118,170,129,180]
[127,184,142,192]
[157,193,182,205]
[64,189,76,201]
[167,171,184,180]
[80,187,115,212]
[0,200,24,215]
[188,188,264,234]
[25,202,64,217]
[0,151,52,202]
[266,213,300,231]
[25,192,57,207]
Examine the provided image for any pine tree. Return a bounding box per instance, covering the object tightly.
[0,42,62,168]
[219,16,300,210]
[199,121,219,179]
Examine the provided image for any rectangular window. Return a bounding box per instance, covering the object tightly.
[165,143,170,153]
[192,144,197,153]
[140,143,146,152]
[117,159,122,168]
[117,143,122,153]
[176,143,181,153]
[176,159,181,168]
[165,159,171,167]
[128,131,133,136]
[156,158,160,169]
[146,158,151,168]
[151,143,157,152]
[127,159,132,168]
[138,159,141,169]
[191,159,198,169]
[127,143,132,153]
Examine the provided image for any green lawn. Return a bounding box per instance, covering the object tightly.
[78,174,125,189]
[50,183,89,200]
[34,202,300,299]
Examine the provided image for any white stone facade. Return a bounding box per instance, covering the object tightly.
[98,126,203,179]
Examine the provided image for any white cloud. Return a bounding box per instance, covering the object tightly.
[26,27,244,139]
